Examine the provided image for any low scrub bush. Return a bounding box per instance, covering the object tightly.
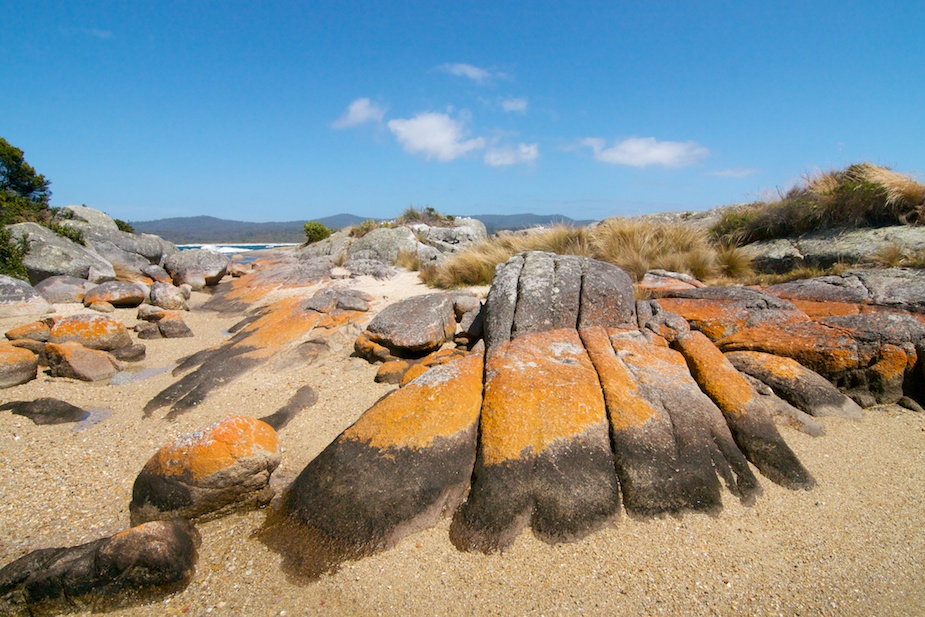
[114,218,135,233]
[303,221,333,244]
[0,226,28,280]
[349,219,381,238]
[396,206,455,227]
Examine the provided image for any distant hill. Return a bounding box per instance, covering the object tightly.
[131,212,596,244]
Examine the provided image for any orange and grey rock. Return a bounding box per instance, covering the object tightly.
[0,344,38,388]
[130,417,280,524]
[44,341,122,382]
[48,314,132,351]
[264,353,483,577]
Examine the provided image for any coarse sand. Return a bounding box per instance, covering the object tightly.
[0,271,923,617]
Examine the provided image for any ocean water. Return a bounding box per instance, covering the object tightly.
[177,243,299,254]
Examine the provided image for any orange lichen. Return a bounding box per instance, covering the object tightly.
[344,353,484,450]
[400,362,430,386]
[5,320,52,342]
[729,350,804,380]
[235,297,321,352]
[655,298,751,340]
[789,300,860,318]
[871,344,911,383]
[479,330,607,465]
[149,417,279,480]
[673,331,752,415]
[49,315,130,350]
[717,322,860,374]
[580,327,657,430]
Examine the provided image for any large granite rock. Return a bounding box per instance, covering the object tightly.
[0,275,53,318]
[48,314,132,351]
[82,281,146,308]
[364,293,456,356]
[33,275,97,304]
[6,222,115,284]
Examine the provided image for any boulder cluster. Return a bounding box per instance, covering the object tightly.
[3,236,925,610]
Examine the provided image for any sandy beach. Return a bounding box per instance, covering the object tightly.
[1,271,924,617]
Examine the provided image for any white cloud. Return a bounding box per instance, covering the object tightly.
[332,98,386,129]
[581,137,709,168]
[439,63,503,84]
[387,113,485,162]
[484,143,539,167]
[708,167,760,178]
[500,98,528,113]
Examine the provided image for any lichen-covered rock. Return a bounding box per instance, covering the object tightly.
[0,344,38,388]
[82,281,146,308]
[48,314,132,351]
[5,318,53,342]
[0,275,53,318]
[365,293,456,356]
[131,417,281,524]
[450,329,619,552]
[726,351,864,419]
[44,341,122,381]
[263,354,483,576]
[0,520,199,615]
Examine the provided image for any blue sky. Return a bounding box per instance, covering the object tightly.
[3,1,924,223]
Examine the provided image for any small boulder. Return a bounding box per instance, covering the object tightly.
[0,520,199,615]
[130,417,281,524]
[48,314,133,351]
[45,341,122,381]
[0,345,38,388]
[365,293,455,356]
[82,281,146,308]
[0,398,88,425]
[163,249,230,290]
[149,281,189,311]
[34,275,98,303]
[5,318,53,342]
[141,264,172,283]
[111,343,147,362]
[0,275,53,318]
[156,312,194,338]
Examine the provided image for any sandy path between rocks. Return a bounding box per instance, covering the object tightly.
[0,272,923,617]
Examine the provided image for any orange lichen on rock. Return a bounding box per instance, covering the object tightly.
[654,298,752,340]
[48,314,132,351]
[726,350,804,380]
[673,331,753,415]
[580,327,657,430]
[717,321,860,375]
[344,353,484,450]
[5,320,53,342]
[236,297,323,357]
[871,344,912,383]
[148,417,279,481]
[479,329,607,465]
[788,299,861,318]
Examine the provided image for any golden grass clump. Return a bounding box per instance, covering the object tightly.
[394,249,422,271]
[420,219,745,288]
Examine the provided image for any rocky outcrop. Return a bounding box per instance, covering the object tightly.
[0,520,199,615]
[264,251,818,576]
[6,222,116,284]
[0,275,52,318]
[130,417,281,524]
[746,225,925,274]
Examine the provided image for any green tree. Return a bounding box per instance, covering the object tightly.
[0,138,52,225]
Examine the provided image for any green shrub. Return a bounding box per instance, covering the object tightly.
[396,206,455,227]
[0,226,29,280]
[114,218,135,233]
[303,221,333,244]
[46,222,85,245]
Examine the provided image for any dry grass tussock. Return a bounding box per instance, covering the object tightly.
[420,220,754,288]
[712,163,925,246]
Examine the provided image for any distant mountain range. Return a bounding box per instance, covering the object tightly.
[130,213,596,244]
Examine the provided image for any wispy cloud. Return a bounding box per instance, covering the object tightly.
[60,26,114,40]
[387,112,485,162]
[581,137,709,168]
[708,167,760,178]
[332,98,387,129]
[500,98,528,113]
[484,143,539,167]
[439,63,504,84]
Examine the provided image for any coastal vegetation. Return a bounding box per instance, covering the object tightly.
[303,221,333,244]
